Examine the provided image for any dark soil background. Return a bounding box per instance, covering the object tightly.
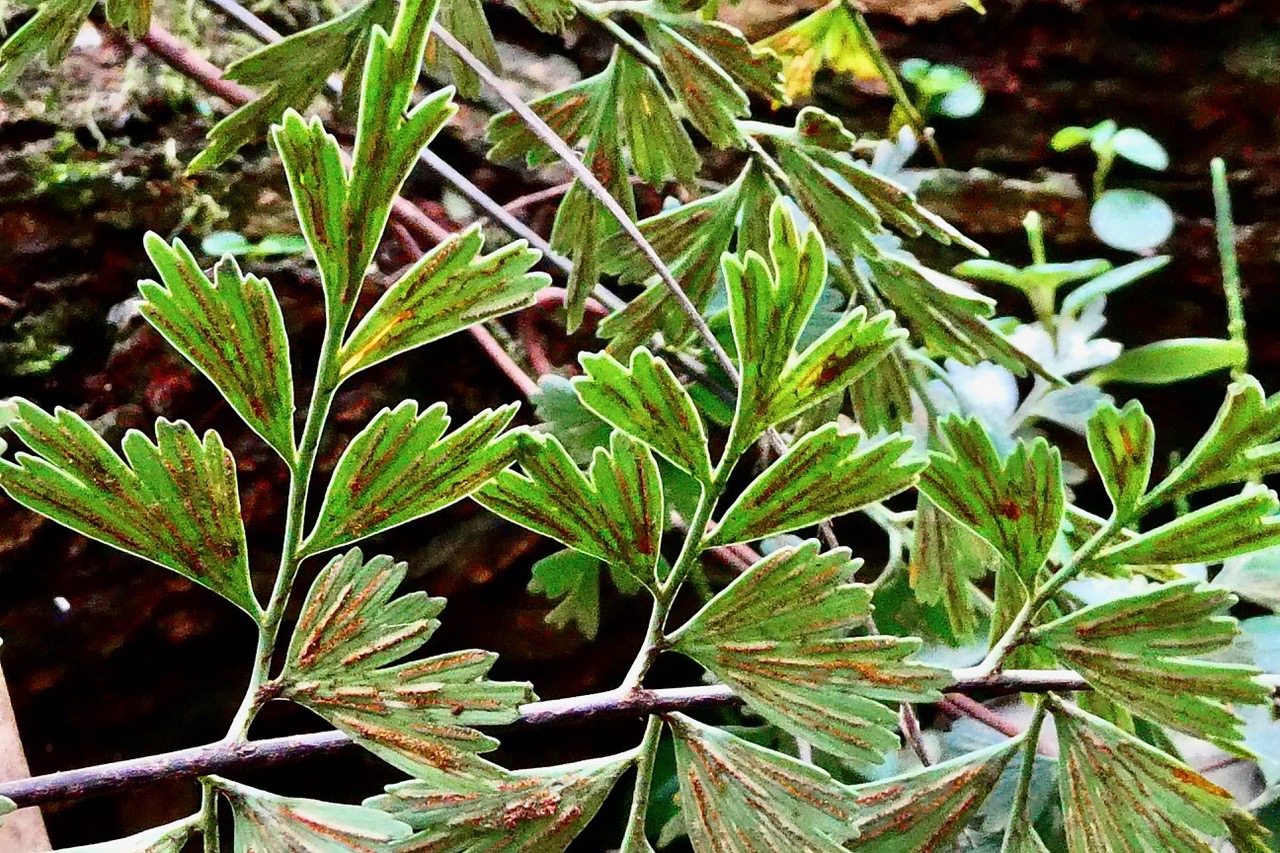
[0,0,1277,845]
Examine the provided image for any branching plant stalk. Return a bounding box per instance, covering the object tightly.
[957,516,1123,681]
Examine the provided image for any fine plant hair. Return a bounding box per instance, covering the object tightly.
[1,0,1279,851]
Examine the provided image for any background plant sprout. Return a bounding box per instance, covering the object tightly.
[1051,119,1175,252]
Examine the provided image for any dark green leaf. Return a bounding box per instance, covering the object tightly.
[667,713,860,852]
[507,0,577,33]
[1051,698,1270,853]
[548,65,630,332]
[709,423,923,546]
[910,495,996,642]
[189,0,392,172]
[574,348,712,483]
[598,166,755,353]
[338,226,546,379]
[868,254,1059,383]
[304,401,517,555]
[1086,400,1154,520]
[0,401,259,618]
[212,776,412,852]
[614,49,701,186]
[669,541,948,764]
[138,235,296,461]
[56,817,197,853]
[0,0,96,87]
[1100,484,1280,567]
[367,751,632,851]
[428,0,500,100]
[1142,376,1280,509]
[920,416,1064,580]
[652,14,784,102]
[280,549,533,776]
[643,19,749,149]
[1032,580,1268,752]
[476,431,663,587]
[847,739,1021,852]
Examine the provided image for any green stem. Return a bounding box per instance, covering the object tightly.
[957,516,1122,680]
[619,715,664,853]
[223,324,344,743]
[1211,157,1247,380]
[199,779,218,853]
[849,7,944,165]
[1002,699,1048,849]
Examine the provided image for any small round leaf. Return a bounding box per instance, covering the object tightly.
[1111,128,1169,170]
[1090,189,1175,252]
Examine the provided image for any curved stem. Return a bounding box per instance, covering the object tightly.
[224,325,343,743]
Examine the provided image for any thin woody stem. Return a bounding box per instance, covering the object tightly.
[2,672,1113,809]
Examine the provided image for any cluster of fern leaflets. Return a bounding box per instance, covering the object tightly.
[2,0,1279,850]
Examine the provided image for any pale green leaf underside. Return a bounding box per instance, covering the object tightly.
[573,347,712,483]
[909,495,995,642]
[847,738,1021,852]
[139,234,296,461]
[710,423,924,546]
[476,431,664,587]
[303,401,518,555]
[280,549,533,777]
[670,541,948,764]
[213,775,412,853]
[1032,580,1268,752]
[1052,699,1269,853]
[367,751,632,852]
[0,401,259,619]
[55,817,196,853]
[669,713,859,853]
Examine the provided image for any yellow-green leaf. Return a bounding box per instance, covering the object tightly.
[709,423,923,546]
[573,348,712,483]
[338,226,546,379]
